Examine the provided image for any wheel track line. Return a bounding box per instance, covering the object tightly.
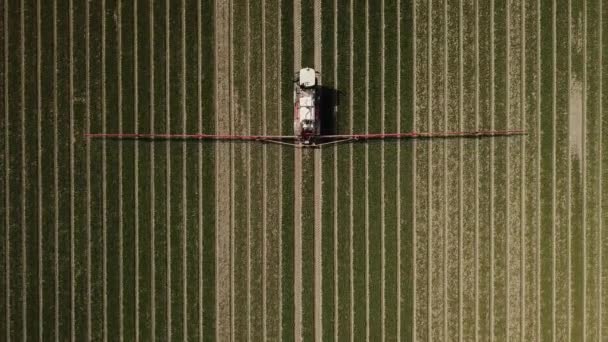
[37,0,44,338]
[54,0,63,338]
[133,0,139,340]
[427,0,432,339]
[293,0,303,339]
[229,0,235,338]
[181,0,188,337]
[551,0,556,338]
[566,0,572,338]
[197,1,203,338]
[213,0,234,338]
[489,0,495,339]
[164,0,172,338]
[411,0,417,340]
[246,0,252,337]
[474,0,479,339]
[101,0,109,338]
[261,1,267,339]
[332,0,338,336]
[535,0,541,338]
[506,0,511,337]
[3,0,9,339]
[118,2,124,339]
[380,0,386,339]
[582,0,588,337]
[149,2,156,339]
[314,0,322,339]
[598,0,603,338]
[442,0,448,338]
[396,0,402,339]
[332,0,338,340]
[277,0,283,335]
[349,0,355,339]
[20,0,27,337]
[458,1,464,339]
[365,1,370,339]
[69,0,77,338]
[520,0,526,339]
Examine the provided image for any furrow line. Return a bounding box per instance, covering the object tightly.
[133,0,139,340]
[181,0,187,338]
[164,0,171,338]
[380,0,386,339]
[37,0,44,339]
[118,2,124,339]
[20,0,27,338]
[3,0,9,339]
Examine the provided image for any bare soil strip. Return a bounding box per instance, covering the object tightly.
[314,149,322,342]
[214,0,232,339]
[314,0,322,340]
[293,0,302,340]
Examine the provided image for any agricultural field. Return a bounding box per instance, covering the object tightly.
[1,0,608,340]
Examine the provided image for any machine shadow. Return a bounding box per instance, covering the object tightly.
[318,85,340,136]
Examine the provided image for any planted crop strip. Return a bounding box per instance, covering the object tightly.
[0,0,607,339]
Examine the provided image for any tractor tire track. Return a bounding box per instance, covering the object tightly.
[214,0,232,339]
[293,0,302,340]
[313,0,322,340]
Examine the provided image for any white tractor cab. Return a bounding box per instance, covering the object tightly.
[293,67,320,144]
